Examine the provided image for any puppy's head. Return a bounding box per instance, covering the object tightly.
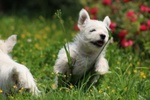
[0,35,17,54]
[78,9,111,49]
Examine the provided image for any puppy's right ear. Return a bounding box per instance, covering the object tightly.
[78,9,90,30]
[5,35,17,53]
[103,16,111,30]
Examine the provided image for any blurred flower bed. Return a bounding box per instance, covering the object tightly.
[74,0,150,57]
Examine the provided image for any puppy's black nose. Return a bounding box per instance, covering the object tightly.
[100,34,106,40]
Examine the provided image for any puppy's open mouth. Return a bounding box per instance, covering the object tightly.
[91,40,105,47]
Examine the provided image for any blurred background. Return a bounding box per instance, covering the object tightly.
[0,0,150,57]
[0,0,149,63]
[0,0,81,17]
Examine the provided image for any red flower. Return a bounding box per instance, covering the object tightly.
[140,5,149,12]
[118,30,128,39]
[90,7,98,15]
[109,22,117,32]
[123,0,131,3]
[126,10,137,22]
[74,24,79,31]
[120,38,129,47]
[131,17,137,22]
[148,8,150,13]
[120,38,133,48]
[128,40,134,46]
[126,11,135,18]
[140,24,147,31]
[102,0,112,5]
[147,20,150,29]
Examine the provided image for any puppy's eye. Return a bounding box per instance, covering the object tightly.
[90,29,96,32]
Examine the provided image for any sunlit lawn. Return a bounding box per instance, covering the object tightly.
[0,16,150,100]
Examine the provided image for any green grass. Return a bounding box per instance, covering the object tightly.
[0,15,150,100]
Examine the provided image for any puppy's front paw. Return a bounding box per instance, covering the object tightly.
[95,67,108,75]
[95,59,109,75]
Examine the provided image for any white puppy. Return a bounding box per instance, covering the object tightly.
[0,35,40,96]
[54,9,111,87]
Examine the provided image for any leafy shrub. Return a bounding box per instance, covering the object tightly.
[74,0,150,58]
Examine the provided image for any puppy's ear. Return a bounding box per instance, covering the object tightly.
[5,35,17,53]
[78,9,90,30]
[103,16,111,30]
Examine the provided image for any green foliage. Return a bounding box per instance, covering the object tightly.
[0,14,149,100]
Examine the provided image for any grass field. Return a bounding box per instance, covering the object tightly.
[0,15,150,100]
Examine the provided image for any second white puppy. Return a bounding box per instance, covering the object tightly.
[0,35,40,96]
[54,9,111,87]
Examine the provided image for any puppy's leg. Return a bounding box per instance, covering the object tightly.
[91,57,109,83]
[54,54,69,74]
[54,61,70,88]
[95,57,109,75]
[12,66,40,96]
[54,48,72,88]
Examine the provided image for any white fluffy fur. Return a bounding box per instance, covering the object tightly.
[0,35,40,96]
[54,9,111,87]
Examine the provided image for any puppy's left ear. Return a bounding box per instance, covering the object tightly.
[103,16,111,30]
[5,35,17,53]
[78,9,90,30]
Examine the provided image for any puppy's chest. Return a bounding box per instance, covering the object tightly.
[72,54,96,76]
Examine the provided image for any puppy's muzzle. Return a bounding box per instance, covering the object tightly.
[90,34,106,47]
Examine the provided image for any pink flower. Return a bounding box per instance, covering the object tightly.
[147,20,150,29]
[140,5,149,12]
[109,22,117,32]
[140,24,147,31]
[90,7,98,15]
[118,30,128,39]
[128,40,134,46]
[102,0,112,5]
[120,38,133,48]
[120,38,129,47]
